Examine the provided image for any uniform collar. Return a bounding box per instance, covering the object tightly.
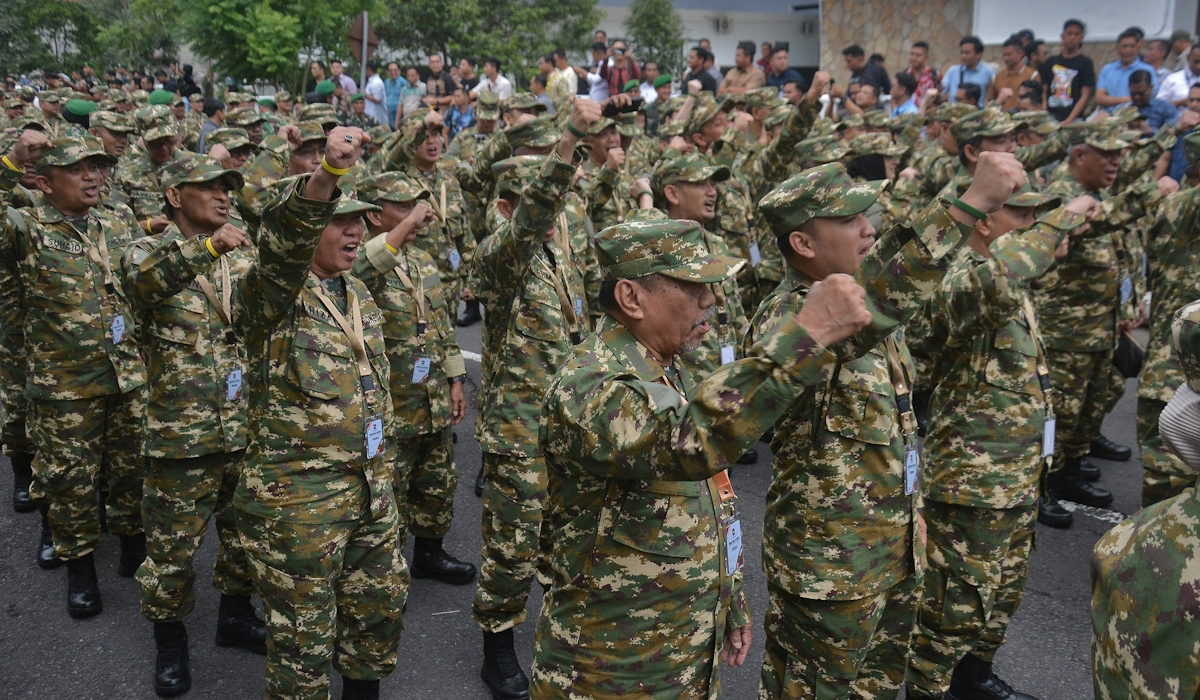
[597,314,675,384]
[783,263,819,293]
[35,199,89,225]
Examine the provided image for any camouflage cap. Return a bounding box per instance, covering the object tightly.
[39,91,61,104]
[687,94,734,134]
[295,120,328,144]
[367,124,390,143]
[112,91,132,104]
[2,97,22,109]
[333,190,382,217]
[656,119,686,138]
[658,95,688,119]
[759,162,886,233]
[17,86,36,101]
[401,107,430,126]
[131,89,150,104]
[652,152,729,196]
[834,113,864,131]
[502,92,547,113]
[159,153,245,192]
[1185,130,1200,165]
[148,89,174,106]
[133,104,179,141]
[491,155,545,197]
[207,127,251,151]
[170,94,185,107]
[764,105,791,129]
[794,135,848,165]
[809,118,838,138]
[298,102,339,125]
[1003,180,1061,209]
[616,112,642,137]
[864,110,891,129]
[1173,299,1200,390]
[1108,104,1141,125]
[226,106,265,127]
[950,107,1015,146]
[1010,110,1059,136]
[1082,124,1130,152]
[595,219,745,283]
[745,86,783,110]
[588,116,617,136]
[12,116,45,133]
[188,92,204,103]
[846,132,906,159]
[357,171,431,204]
[34,136,118,171]
[889,112,929,132]
[274,90,294,103]
[506,115,561,149]
[476,91,500,120]
[934,101,975,123]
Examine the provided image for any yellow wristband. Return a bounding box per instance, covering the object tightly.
[205,237,220,258]
[144,219,153,234]
[385,242,398,255]
[1,155,21,173]
[321,156,352,177]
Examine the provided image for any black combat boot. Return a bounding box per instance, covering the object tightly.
[1090,434,1132,462]
[65,552,102,618]
[1036,496,1073,529]
[457,299,482,327]
[737,448,759,465]
[153,621,192,697]
[11,453,34,512]
[341,677,380,700]
[412,537,478,585]
[1048,457,1113,508]
[475,462,485,498]
[215,594,267,655]
[481,629,530,700]
[118,532,147,577]
[38,505,62,569]
[947,653,1039,700]
[1077,455,1101,481]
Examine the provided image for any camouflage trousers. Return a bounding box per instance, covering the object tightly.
[1137,398,1198,508]
[239,502,408,700]
[136,451,255,622]
[0,330,33,457]
[31,389,146,560]
[1046,349,1113,465]
[758,573,921,700]
[905,501,1038,697]
[471,451,549,633]
[393,426,456,546]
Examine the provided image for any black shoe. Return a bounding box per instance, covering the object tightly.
[1036,496,1073,529]
[1077,455,1101,482]
[118,533,147,578]
[949,653,1039,700]
[153,621,192,697]
[412,537,478,585]
[38,507,63,569]
[1090,434,1132,462]
[763,428,775,444]
[11,453,34,513]
[475,463,485,498]
[1049,458,1114,508]
[457,299,482,327]
[215,594,267,655]
[341,677,380,700]
[66,553,103,619]
[481,629,530,700]
[736,448,758,465]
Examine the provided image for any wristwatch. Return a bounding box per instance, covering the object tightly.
[449,374,466,384]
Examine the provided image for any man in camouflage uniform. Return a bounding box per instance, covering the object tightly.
[274,90,297,125]
[37,91,70,138]
[231,127,407,699]
[576,114,635,232]
[1136,131,1200,506]
[1,133,149,619]
[748,154,1027,699]
[116,104,183,230]
[206,127,255,171]
[1090,299,1200,700]
[532,217,874,699]
[353,171,477,586]
[88,110,137,209]
[447,91,499,166]
[122,155,267,697]
[469,99,598,700]
[905,185,1098,700]
[226,106,267,147]
[235,121,327,235]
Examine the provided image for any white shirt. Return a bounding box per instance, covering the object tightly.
[1158,65,1200,104]
[639,81,657,104]
[586,71,609,102]
[474,74,513,100]
[363,74,388,125]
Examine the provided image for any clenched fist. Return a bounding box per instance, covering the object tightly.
[795,273,872,347]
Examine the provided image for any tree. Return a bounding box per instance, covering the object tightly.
[623,0,685,84]
[92,0,182,70]
[0,0,108,77]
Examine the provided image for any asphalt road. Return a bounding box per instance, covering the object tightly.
[0,315,1145,699]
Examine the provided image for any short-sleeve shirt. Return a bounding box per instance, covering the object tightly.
[722,65,767,91]
[426,70,458,106]
[988,65,1037,110]
[851,63,892,93]
[1039,54,1096,121]
[942,62,996,108]
[683,69,717,94]
[1097,59,1160,106]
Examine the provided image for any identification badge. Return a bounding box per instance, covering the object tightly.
[575,298,583,317]
[1043,415,1056,458]
[1120,276,1132,304]
[412,357,431,384]
[748,242,762,267]
[904,445,920,495]
[366,416,384,458]
[226,368,243,402]
[720,345,736,365]
[725,518,744,575]
[111,315,126,344]
[448,248,462,271]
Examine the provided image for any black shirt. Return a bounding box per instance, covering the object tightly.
[427,70,458,105]
[851,62,892,93]
[683,69,717,94]
[1039,53,1096,121]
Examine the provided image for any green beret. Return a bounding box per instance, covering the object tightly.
[652,152,729,197]
[148,89,174,106]
[65,99,96,117]
[950,106,1015,147]
[133,104,179,141]
[652,75,672,89]
[257,97,277,108]
[759,162,885,233]
[492,155,546,197]
[623,79,640,94]
[349,93,365,103]
[595,219,744,283]
[35,136,117,172]
[315,80,336,96]
[159,153,245,193]
[357,171,431,205]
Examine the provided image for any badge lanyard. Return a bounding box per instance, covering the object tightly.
[884,336,920,495]
[392,250,433,384]
[313,283,384,458]
[537,230,582,345]
[700,234,734,365]
[712,469,743,576]
[1020,296,1056,467]
[195,254,243,401]
[61,218,124,343]
[743,188,762,268]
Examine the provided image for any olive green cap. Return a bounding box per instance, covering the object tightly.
[864,110,891,129]
[595,219,745,283]
[505,115,561,149]
[476,91,500,120]
[333,190,382,216]
[502,92,547,113]
[64,99,96,117]
[226,106,265,127]
[295,120,328,144]
[315,80,336,96]
[764,105,791,129]
[794,135,848,165]
[1011,110,1058,136]
[357,171,431,204]
[687,94,734,134]
[846,132,906,159]
[297,103,338,126]
[133,104,179,141]
[759,162,886,233]
[1173,299,1200,390]
[745,86,782,110]
[274,90,293,102]
[148,89,174,106]
[34,136,117,171]
[159,153,245,192]
[933,101,975,123]
[950,107,1015,146]
[1184,130,1200,165]
[207,127,251,152]
[652,152,729,197]
[491,155,546,197]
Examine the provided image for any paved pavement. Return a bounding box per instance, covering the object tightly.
[0,314,1146,699]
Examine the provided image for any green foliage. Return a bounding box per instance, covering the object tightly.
[0,0,107,76]
[92,0,181,69]
[623,0,685,83]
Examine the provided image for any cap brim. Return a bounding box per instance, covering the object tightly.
[334,199,382,216]
[659,253,747,284]
[477,109,499,120]
[1005,192,1060,209]
[378,190,431,204]
[821,179,887,218]
[678,164,730,184]
[143,126,178,142]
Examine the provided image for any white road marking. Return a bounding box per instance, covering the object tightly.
[431,609,460,616]
[463,350,481,362]
[1058,500,1128,526]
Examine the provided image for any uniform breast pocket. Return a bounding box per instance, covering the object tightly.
[1070,237,1117,270]
[824,353,895,445]
[985,322,1039,395]
[150,293,205,347]
[288,316,355,400]
[32,244,89,306]
[512,282,565,343]
[610,480,704,559]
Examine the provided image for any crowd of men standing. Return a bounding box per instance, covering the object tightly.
[2,14,1200,700]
